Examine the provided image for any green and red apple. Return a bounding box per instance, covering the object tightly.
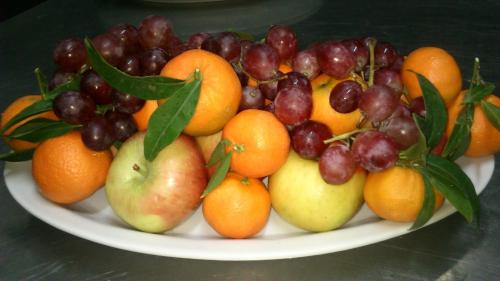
[105,132,207,233]
[269,150,366,232]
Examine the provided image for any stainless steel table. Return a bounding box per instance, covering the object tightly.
[1,0,499,280]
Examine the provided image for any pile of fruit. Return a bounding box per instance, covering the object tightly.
[2,15,500,239]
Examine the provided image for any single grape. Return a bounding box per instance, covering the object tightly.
[239,39,254,59]
[216,32,241,62]
[265,25,298,63]
[80,70,114,104]
[140,47,169,76]
[259,71,283,100]
[317,41,355,79]
[119,54,142,76]
[53,91,96,124]
[292,48,320,79]
[390,102,412,119]
[319,143,357,185]
[380,116,419,149]
[329,80,362,113]
[92,33,125,67]
[112,91,145,114]
[374,68,403,95]
[359,85,399,122]
[201,35,222,54]
[231,63,248,87]
[341,38,369,72]
[187,32,211,49]
[291,120,332,159]
[108,23,140,54]
[351,130,399,172]
[138,15,174,49]
[374,42,398,68]
[106,111,138,142]
[53,38,87,72]
[81,115,115,151]
[274,87,313,126]
[241,43,280,81]
[389,54,404,72]
[48,71,75,90]
[239,86,265,111]
[277,71,312,95]
[166,36,188,57]
[409,96,426,117]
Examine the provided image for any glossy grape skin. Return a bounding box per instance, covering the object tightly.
[359,85,399,122]
[341,38,369,72]
[238,86,265,111]
[390,102,412,119]
[48,71,75,90]
[374,68,403,95]
[53,91,96,125]
[389,54,404,72]
[259,71,283,100]
[81,115,115,151]
[329,80,362,113]
[374,42,399,68]
[108,23,140,54]
[274,87,313,126]
[187,32,211,49]
[105,111,138,142]
[200,35,222,54]
[112,92,145,114]
[92,33,125,67]
[165,36,188,57]
[317,41,356,79]
[53,38,87,72]
[351,130,399,172]
[409,96,426,117]
[138,15,174,50]
[380,116,419,149]
[216,32,241,62]
[277,71,312,95]
[292,48,320,79]
[239,39,253,59]
[140,48,169,76]
[242,43,280,81]
[319,143,357,185]
[265,25,298,63]
[291,120,332,159]
[80,70,114,104]
[119,54,142,76]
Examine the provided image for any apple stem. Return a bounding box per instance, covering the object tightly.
[241,177,250,186]
[132,163,147,178]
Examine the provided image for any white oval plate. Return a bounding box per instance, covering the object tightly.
[4,156,494,261]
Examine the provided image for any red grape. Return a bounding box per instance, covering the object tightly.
[277,71,312,95]
[216,32,241,62]
[112,91,145,114]
[232,63,249,87]
[53,38,87,72]
[374,68,403,95]
[265,25,298,63]
[374,42,398,68]
[187,32,211,49]
[409,96,426,117]
[81,115,115,151]
[48,71,75,90]
[259,71,283,100]
[359,85,399,122]
[140,47,169,76]
[92,33,125,67]
[329,80,362,113]
[242,43,280,81]
[138,15,174,50]
[53,91,96,125]
[351,130,399,172]
[107,23,140,54]
[80,70,114,104]
[292,48,320,79]
[106,111,138,142]
[319,143,357,184]
[291,120,332,159]
[119,54,142,76]
[380,116,419,149]
[341,38,369,72]
[274,87,312,126]
[201,35,222,54]
[239,86,265,111]
[317,41,355,79]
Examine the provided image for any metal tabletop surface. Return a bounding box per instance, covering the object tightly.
[1,0,499,280]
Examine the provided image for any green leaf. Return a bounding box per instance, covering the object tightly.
[0,99,53,135]
[0,149,35,162]
[464,83,495,104]
[44,74,81,100]
[5,118,79,142]
[84,38,185,100]
[201,151,233,198]
[143,70,202,161]
[414,72,447,149]
[481,99,500,131]
[442,103,474,161]
[426,155,480,223]
[206,139,231,167]
[35,68,48,97]
[410,168,436,230]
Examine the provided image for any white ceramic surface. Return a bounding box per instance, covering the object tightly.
[4,156,494,261]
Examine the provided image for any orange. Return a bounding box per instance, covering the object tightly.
[1,95,58,151]
[248,63,293,87]
[401,47,462,106]
[160,49,241,136]
[133,100,158,131]
[32,130,113,204]
[310,73,364,135]
[202,172,271,238]
[222,109,290,178]
[447,91,500,157]
[364,166,444,222]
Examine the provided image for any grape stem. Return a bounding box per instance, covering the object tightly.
[234,61,285,85]
[366,38,377,87]
[323,128,372,144]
